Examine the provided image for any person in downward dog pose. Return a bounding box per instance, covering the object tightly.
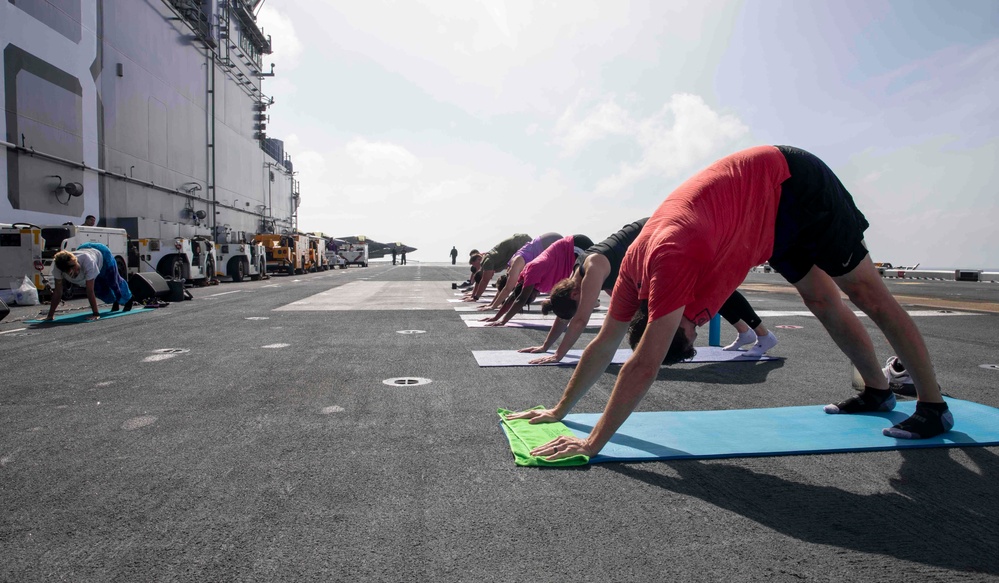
[507,145,952,463]
[478,232,563,311]
[481,234,594,327]
[519,219,777,364]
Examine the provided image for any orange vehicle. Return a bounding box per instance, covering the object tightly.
[254,233,303,275]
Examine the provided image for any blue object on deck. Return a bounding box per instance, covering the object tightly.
[561,398,999,463]
[26,308,150,324]
[708,313,721,347]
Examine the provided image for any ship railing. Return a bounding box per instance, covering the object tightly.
[167,0,216,48]
[880,269,996,283]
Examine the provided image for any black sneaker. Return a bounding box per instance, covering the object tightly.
[123,299,134,312]
[824,387,896,414]
[883,402,954,439]
[111,301,120,312]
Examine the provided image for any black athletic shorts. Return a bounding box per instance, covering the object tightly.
[576,218,649,292]
[769,145,870,284]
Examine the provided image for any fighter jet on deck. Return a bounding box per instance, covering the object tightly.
[335,236,417,259]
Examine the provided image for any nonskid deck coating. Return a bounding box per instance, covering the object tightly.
[274,280,459,311]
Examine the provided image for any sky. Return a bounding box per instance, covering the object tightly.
[256,0,999,268]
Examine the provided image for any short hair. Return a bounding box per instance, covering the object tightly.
[495,273,508,290]
[469,254,482,265]
[54,250,76,272]
[627,301,696,365]
[469,249,479,256]
[542,278,577,318]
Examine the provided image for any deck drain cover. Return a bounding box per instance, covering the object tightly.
[980,364,999,370]
[383,377,432,386]
[397,330,426,335]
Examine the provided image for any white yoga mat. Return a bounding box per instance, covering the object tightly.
[472,346,781,367]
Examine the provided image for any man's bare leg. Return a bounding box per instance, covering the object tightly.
[791,265,887,390]
[832,256,943,402]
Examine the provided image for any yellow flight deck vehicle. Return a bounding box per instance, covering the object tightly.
[305,233,330,272]
[290,233,311,273]
[254,233,302,275]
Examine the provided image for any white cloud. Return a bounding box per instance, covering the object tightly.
[555,93,748,194]
[344,139,422,179]
[554,94,632,156]
[263,1,720,117]
[257,5,303,70]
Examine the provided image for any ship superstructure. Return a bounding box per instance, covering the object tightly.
[1,0,299,246]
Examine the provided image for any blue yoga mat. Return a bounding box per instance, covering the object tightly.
[559,398,999,463]
[26,307,151,324]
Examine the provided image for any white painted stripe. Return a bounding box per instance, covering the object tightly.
[204,290,243,297]
[755,310,976,318]
[0,328,27,335]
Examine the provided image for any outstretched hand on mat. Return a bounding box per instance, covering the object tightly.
[530,435,594,461]
[527,354,562,365]
[504,407,561,424]
[518,346,564,364]
[518,345,547,354]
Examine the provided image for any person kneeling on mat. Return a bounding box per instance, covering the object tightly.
[507,145,952,463]
[44,242,133,322]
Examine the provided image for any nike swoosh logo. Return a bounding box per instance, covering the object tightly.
[842,253,853,267]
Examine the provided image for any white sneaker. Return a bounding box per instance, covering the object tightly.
[723,329,757,351]
[883,356,913,384]
[745,332,778,356]
[883,356,915,395]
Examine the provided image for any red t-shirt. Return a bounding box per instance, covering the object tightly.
[609,146,790,326]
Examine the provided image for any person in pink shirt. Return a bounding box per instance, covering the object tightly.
[508,145,952,460]
[481,235,593,327]
[479,232,563,311]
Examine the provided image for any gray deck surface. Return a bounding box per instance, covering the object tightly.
[2,264,997,582]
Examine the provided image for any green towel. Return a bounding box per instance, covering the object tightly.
[497,407,589,467]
